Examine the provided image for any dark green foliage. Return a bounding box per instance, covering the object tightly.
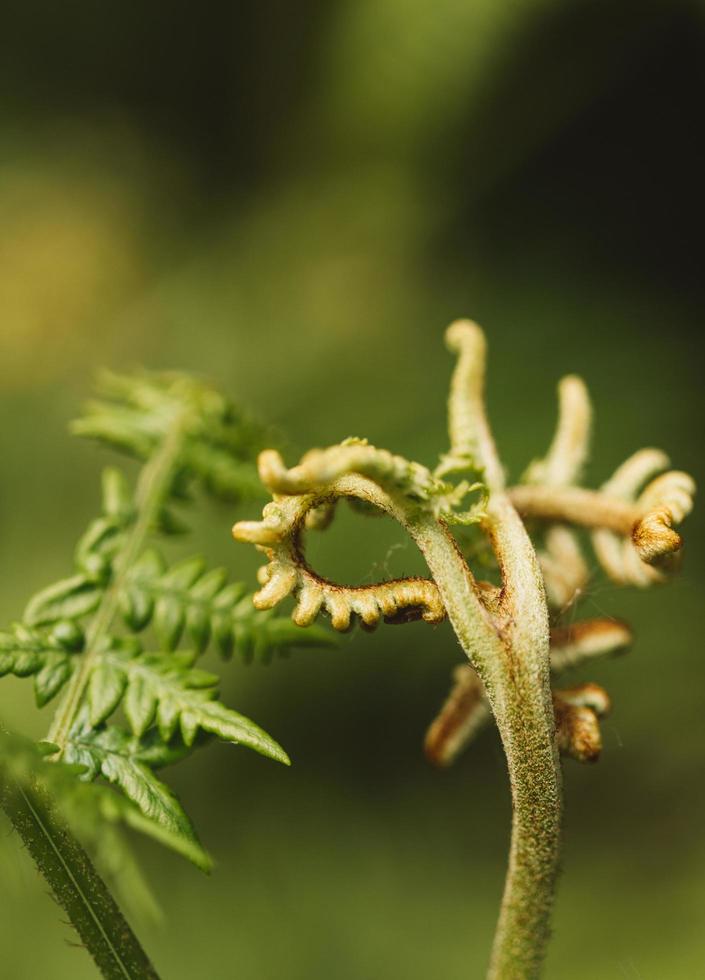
[0,737,161,979]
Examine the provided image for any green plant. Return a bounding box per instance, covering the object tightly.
[234,320,695,979]
[0,371,333,978]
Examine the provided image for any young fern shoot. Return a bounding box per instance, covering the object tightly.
[0,371,334,980]
[233,320,695,980]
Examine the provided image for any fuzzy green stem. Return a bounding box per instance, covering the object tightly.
[443,320,562,978]
[47,417,186,754]
[0,772,160,979]
[318,472,563,978]
[412,507,561,979]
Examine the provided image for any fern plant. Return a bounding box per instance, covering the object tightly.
[0,371,332,978]
[233,321,695,979]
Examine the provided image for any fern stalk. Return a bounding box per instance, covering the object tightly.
[47,413,186,755]
[0,771,159,980]
[415,504,561,978]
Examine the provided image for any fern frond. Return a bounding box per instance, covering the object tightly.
[0,624,81,706]
[72,370,266,503]
[0,731,162,978]
[82,641,290,764]
[24,467,132,625]
[63,716,210,869]
[0,368,336,978]
[119,549,335,661]
[24,575,103,627]
[74,467,135,579]
[1,730,210,872]
[22,544,336,667]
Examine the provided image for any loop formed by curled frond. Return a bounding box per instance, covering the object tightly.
[234,467,446,632]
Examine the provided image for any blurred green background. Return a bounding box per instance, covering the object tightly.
[1,1,703,977]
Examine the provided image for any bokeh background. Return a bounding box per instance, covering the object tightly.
[1,2,704,977]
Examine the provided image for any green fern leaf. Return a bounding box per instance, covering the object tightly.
[88,662,128,727]
[24,574,103,628]
[85,645,290,764]
[34,655,74,708]
[64,720,206,862]
[0,369,309,976]
[71,399,159,459]
[74,468,134,577]
[100,466,133,519]
[180,442,264,500]
[0,624,80,706]
[119,549,336,661]
[1,730,212,873]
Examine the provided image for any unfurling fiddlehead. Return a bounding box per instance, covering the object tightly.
[234,320,694,980]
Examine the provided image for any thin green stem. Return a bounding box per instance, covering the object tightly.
[47,417,186,754]
[0,772,160,979]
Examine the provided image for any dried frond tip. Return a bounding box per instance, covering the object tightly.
[549,618,632,672]
[424,620,629,768]
[554,683,611,763]
[632,471,695,565]
[424,664,491,767]
[592,458,695,585]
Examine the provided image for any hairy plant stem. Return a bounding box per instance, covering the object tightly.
[47,418,186,754]
[0,772,160,979]
[414,508,561,979]
[440,321,562,978]
[328,474,562,979]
